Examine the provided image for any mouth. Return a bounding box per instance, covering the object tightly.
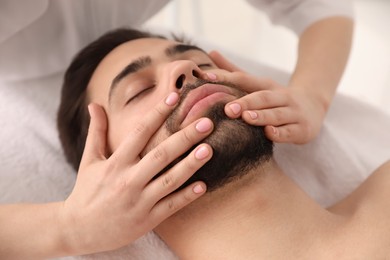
[178,83,238,128]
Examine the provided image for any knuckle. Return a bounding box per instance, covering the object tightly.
[118,173,139,194]
[182,190,194,203]
[161,173,177,189]
[152,146,168,163]
[181,128,195,144]
[130,213,145,227]
[216,71,227,82]
[167,199,178,212]
[184,156,199,172]
[258,91,272,104]
[133,122,149,136]
[258,110,267,122]
[116,180,127,196]
[273,109,283,122]
[238,96,251,108]
[105,157,119,175]
[127,196,138,209]
[124,174,138,191]
[230,71,245,83]
[153,104,165,117]
[281,127,292,140]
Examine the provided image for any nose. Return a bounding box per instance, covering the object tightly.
[164,60,202,91]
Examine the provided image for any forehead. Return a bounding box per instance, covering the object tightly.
[87,37,179,106]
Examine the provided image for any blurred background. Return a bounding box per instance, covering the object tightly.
[145,0,390,114]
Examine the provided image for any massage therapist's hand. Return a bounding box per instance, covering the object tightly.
[60,92,213,255]
[208,51,327,144]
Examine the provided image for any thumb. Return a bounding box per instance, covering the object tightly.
[80,103,108,166]
[209,50,243,72]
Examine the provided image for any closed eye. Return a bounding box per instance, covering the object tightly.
[125,85,155,105]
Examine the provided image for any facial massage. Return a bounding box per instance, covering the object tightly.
[1,0,390,259]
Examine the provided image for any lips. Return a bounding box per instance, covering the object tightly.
[178,83,237,127]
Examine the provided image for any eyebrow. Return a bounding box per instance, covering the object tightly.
[108,56,151,102]
[165,44,206,57]
[108,43,206,105]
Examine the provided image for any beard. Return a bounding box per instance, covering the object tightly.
[162,79,273,192]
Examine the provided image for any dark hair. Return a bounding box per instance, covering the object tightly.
[57,28,165,171]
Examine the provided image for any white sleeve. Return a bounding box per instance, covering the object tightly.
[245,0,354,35]
[0,0,170,82]
[0,0,48,43]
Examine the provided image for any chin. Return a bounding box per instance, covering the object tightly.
[150,79,273,191]
[165,102,274,192]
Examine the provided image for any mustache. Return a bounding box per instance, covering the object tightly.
[164,78,245,133]
[175,78,241,110]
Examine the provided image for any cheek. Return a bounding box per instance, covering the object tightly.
[107,115,171,158]
[107,91,171,156]
[107,117,136,154]
[140,125,171,158]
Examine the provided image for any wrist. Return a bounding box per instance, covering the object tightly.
[56,201,82,257]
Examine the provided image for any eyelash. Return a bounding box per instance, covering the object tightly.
[125,85,155,105]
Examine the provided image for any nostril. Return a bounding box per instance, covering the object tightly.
[192,70,200,78]
[176,74,185,89]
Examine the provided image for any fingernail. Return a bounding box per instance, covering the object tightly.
[247,111,258,119]
[206,72,217,81]
[229,103,241,115]
[195,146,209,160]
[195,118,212,133]
[193,184,205,194]
[165,92,179,106]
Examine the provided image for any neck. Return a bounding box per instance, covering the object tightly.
[155,159,345,259]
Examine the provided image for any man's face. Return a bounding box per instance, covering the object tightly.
[87,37,272,191]
[87,37,243,154]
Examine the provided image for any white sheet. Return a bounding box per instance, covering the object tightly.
[1,46,389,259]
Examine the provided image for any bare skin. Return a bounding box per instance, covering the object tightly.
[155,160,390,259]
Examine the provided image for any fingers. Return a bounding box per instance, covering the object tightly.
[209,50,242,72]
[112,92,180,163]
[134,118,214,186]
[210,71,278,94]
[224,90,289,119]
[81,103,108,166]
[148,181,207,227]
[264,124,309,144]
[207,51,280,94]
[144,142,212,211]
[241,107,298,127]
